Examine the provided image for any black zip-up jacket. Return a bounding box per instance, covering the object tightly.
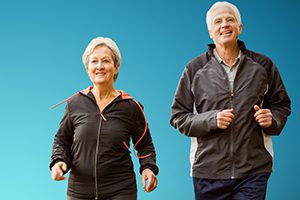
[50,87,158,199]
[170,40,291,179]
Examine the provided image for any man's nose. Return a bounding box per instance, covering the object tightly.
[221,20,229,28]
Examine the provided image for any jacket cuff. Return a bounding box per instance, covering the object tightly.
[262,118,279,135]
[140,164,159,175]
[49,158,70,173]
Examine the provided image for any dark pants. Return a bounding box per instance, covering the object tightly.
[67,192,137,200]
[193,172,270,200]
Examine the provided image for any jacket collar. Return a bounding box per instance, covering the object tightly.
[50,86,133,109]
[207,40,247,57]
[79,86,133,100]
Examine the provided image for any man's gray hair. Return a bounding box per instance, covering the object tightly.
[206,1,242,30]
[82,37,121,79]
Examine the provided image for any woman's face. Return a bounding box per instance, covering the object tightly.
[87,45,118,85]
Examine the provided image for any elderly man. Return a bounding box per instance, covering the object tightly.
[170,1,291,200]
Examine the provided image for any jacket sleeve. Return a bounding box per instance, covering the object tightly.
[262,62,291,135]
[49,103,74,172]
[131,101,159,176]
[170,66,219,137]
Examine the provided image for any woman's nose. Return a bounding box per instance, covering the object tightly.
[96,62,104,69]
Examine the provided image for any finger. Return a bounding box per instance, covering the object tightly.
[55,172,66,181]
[151,178,158,191]
[54,166,66,180]
[254,109,264,118]
[218,115,234,121]
[255,109,271,116]
[223,108,234,112]
[219,120,231,126]
[145,176,156,192]
[62,163,67,173]
[222,116,234,123]
[225,114,235,121]
[258,121,272,128]
[217,119,230,128]
[255,113,272,121]
[217,114,234,122]
[256,113,272,120]
[254,107,272,118]
[55,165,64,176]
[52,169,65,181]
[142,174,147,189]
[54,175,66,181]
[51,170,57,180]
[221,111,235,120]
[255,114,272,128]
[254,105,260,112]
[257,117,272,124]
[260,109,272,116]
[217,122,228,129]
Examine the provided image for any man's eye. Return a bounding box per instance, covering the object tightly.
[214,20,221,24]
[91,60,97,63]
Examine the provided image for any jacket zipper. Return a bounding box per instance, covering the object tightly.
[216,57,236,179]
[228,56,244,179]
[230,91,235,179]
[94,114,103,200]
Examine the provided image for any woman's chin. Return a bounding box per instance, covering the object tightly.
[93,79,112,85]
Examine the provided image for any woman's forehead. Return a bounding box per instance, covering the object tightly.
[91,45,113,57]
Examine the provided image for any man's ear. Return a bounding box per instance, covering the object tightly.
[238,24,243,35]
[208,30,213,39]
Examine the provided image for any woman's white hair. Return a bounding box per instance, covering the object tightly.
[82,37,121,81]
[206,1,242,30]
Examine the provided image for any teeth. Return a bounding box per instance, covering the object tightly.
[222,31,231,35]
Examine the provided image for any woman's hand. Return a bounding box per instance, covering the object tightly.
[51,161,67,181]
[141,168,157,192]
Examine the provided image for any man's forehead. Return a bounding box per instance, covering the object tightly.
[212,7,236,19]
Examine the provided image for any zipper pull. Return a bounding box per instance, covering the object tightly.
[100,113,107,121]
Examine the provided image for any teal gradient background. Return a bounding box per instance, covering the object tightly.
[0,0,299,199]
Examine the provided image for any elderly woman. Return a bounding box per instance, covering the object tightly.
[50,37,158,200]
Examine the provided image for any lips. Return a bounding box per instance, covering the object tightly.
[220,31,232,36]
[96,72,106,76]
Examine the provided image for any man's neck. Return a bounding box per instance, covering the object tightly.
[215,43,239,67]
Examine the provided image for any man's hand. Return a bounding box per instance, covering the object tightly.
[254,105,273,128]
[217,108,235,129]
[51,161,67,181]
[141,168,157,192]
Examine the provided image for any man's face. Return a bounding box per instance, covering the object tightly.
[208,7,242,47]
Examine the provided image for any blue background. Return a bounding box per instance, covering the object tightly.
[0,0,299,199]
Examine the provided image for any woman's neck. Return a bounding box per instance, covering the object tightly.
[92,84,118,100]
